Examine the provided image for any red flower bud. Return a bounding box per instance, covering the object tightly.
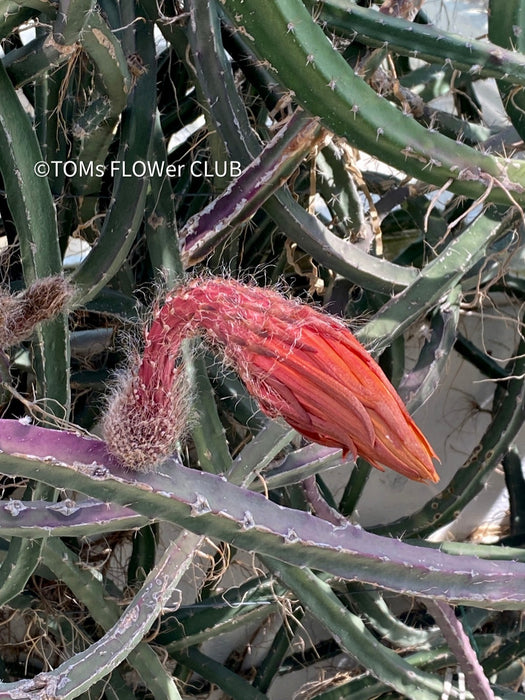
[103,277,439,482]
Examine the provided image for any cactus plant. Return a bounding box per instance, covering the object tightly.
[1,1,525,699]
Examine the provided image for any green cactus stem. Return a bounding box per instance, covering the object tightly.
[157,576,283,651]
[171,647,268,700]
[0,421,524,609]
[373,329,525,538]
[222,0,525,204]
[397,287,460,412]
[313,0,525,88]
[266,558,449,699]
[358,208,516,350]
[227,420,297,488]
[0,534,199,698]
[0,497,147,538]
[488,0,525,141]
[424,599,495,700]
[70,8,154,303]
[249,442,349,493]
[181,109,328,267]
[186,0,420,294]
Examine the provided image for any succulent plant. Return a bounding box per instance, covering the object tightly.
[1,1,525,699]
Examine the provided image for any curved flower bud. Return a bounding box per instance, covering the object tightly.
[103,277,439,482]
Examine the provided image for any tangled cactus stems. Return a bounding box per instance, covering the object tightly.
[102,277,439,481]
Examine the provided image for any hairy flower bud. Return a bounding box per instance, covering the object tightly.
[103,277,439,482]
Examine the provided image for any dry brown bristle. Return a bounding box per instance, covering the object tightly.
[0,276,73,349]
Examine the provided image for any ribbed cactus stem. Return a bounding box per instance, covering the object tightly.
[102,278,438,481]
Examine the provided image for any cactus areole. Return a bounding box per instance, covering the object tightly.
[102,278,439,482]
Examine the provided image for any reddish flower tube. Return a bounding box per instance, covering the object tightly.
[103,277,439,482]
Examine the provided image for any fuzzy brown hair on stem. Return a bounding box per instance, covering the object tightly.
[0,276,73,350]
